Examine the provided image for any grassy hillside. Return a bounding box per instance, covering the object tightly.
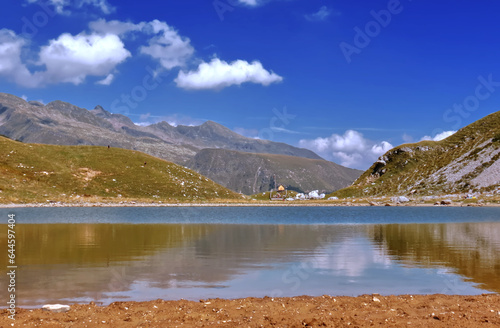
[332,110,500,198]
[0,136,241,203]
[187,148,362,195]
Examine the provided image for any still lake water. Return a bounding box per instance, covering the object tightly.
[1,206,500,307]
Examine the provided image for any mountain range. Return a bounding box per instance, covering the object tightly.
[0,93,361,194]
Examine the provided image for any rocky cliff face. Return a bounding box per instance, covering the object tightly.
[187,149,362,195]
[338,111,500,197]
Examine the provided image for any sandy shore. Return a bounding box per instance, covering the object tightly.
[2,294,499,327]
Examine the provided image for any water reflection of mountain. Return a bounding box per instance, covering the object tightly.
[1,222,499,306]
[2,224,217,266]
[0,224,362,305]
[373,223,500,293]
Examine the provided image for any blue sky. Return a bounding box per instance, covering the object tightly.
[1,0,499,169]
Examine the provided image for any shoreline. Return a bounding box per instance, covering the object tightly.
[2,294,499,327]
[1,201,499,208]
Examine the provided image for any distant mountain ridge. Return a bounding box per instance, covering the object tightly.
[335,110,500,197]
[187,149,362,195]
[0,92,321,164]
[0,92,362,194]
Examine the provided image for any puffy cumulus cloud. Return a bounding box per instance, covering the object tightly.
[36,32,130,85]
[371,141,393,155]
[139,20,194,70]
[1,18,192,88]
[305,6,332,22]
[90,19,194,70]
[299,130,393,169]
[2,18,278,90]
[26,0,115,14]
[420,130,457,142]
[175,58,283,90]
[0,29,34,87]
[0,29,129,87]
[434,130,457,141]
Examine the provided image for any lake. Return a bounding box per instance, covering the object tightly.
[1,206,499,307]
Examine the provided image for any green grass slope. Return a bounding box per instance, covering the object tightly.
[0,136,241,203]
[332,110,500,198]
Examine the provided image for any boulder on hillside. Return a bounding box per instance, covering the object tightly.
[391,196,410,203]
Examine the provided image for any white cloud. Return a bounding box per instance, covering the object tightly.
[26,0,114,15]
[371,141,393,155]
[90,19,194,70]
[0,30,129,87]
[136,113,204,127]
[89,19,145,36]
[420,130,457,142]
[96,73,114,85]
[36,32,130,85]
[0,29,36,87]
[299,130,393,169]
[81,0,114,14]
[164,115,204,127]
[1,18,276,89]
[305,6,332,21]
[175,58,283,90]
[238,0,260,6]
[134,122,151,127]
[139,20,194,70]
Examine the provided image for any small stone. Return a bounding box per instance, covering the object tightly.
[42,304,70,313]
[372,297,381,302]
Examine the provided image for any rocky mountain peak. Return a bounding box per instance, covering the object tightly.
[91,105,112,118]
